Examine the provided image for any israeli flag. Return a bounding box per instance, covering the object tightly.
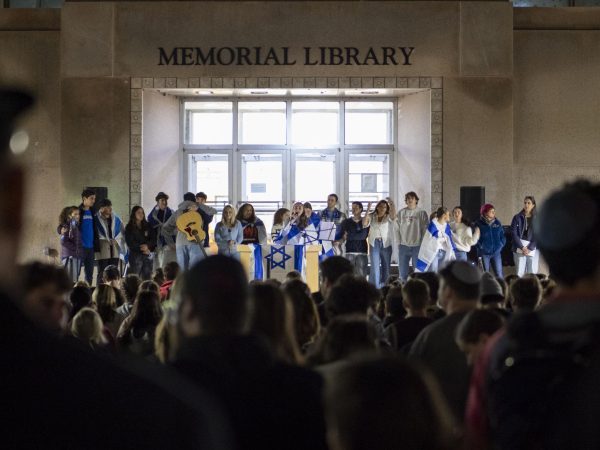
[415,219,456,272]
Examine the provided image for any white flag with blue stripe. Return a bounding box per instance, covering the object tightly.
[415,219,456,272]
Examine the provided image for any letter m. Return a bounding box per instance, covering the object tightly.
[158,47,179,65]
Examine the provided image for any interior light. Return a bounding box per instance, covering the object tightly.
[250,91,269,95]
[10,130,29,155]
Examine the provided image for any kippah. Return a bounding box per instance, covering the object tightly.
[449,261,482,285]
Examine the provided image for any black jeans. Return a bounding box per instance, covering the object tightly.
[82,247,95,285]
[128,252,153,281]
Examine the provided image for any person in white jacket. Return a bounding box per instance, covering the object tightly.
[365,199,398,288]
[450,206,480,263]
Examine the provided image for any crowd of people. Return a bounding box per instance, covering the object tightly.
[57,188,539,290]
[3,89,599,449]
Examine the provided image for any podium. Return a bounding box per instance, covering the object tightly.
[238,244,321,293]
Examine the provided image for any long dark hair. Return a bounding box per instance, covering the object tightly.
[273,208,290,226]
[452,206,470,226]
[127,205,148,231]
[523,196,537,215]
[373,200,390,222]
[434,207,449,220]
[59,206,77,226]
[236,203,256,223]
[121,290,163,338]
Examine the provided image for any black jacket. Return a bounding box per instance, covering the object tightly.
[173,334,328,450]
[124,222,156,255]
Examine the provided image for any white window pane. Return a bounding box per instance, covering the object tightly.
[194,154,229,208]
[241,153,283,232]
[185,102,232,144]
[239,102,286,145]
[294,153,335,205]
[348,154,390,204]
[291,102,339,146]
[345,102,393,145]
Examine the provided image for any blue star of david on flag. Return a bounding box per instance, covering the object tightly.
[265,245,292,270]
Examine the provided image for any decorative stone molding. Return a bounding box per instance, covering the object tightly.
[129,76,443,210]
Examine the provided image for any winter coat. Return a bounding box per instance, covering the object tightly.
[475,217,506,256]
[510,211,536,252]
[58,219,82,258]
[147,206,175,249]
[124,222,156,256]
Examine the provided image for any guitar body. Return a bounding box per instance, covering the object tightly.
[176,211,208,257]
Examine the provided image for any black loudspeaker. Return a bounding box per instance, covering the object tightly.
[86,186,108,209]
[460,186,485,224]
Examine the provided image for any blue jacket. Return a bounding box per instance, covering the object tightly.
[510,211,536,252]
[475,217,506,256]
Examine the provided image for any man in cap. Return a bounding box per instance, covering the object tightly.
[409,260,482,423]
[147,191,176,269]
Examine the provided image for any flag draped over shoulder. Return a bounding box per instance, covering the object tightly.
[415,219,456,272]
[274,219,319,274]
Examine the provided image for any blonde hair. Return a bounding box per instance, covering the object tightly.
[221,204,236,228]
[93,284,117,324]
[71,307,106,346]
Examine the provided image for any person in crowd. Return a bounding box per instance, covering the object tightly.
[397,191,430,282]
[313,256,355,327]
[152,267,165,287]
[125,205,156,280]
[139,279,160,294]
[117,289,163,358]
[93,283,123,340]
[366,199,397,288]
[281,279,321,353]
[308,315,378,370]
[410,272,445,320]
[326,274,381,322]
[340,201,371,278]
[116,273,140,320]
[0,87,232,450]
[102,264,126,307]
[163,192,212,270]
[320,193,347,239]
[450,206,480,262]
[285,270,302,281]
[78,188,97,285]
[20,262,71,333]
[172,255,327,450]
[159,261,180,302]
[410,261,482,424]
[58,205,82,283]
[236,202,267,245]
[511,196,538,276]
[214,204,243,259]
[467,180,600,450]
[386,279,434,353]
[475,203,506,277]
[455,309,504,366]
[479,272,507,312]
[95,198,124,285]
[67,284,93,327]
[71,307,108,351]
[416,207,456,273]
[195,192,216,249]
[325,356,458,450]
[382,285,405,328]
[509,274,542,313]
[248,282,303,365]
[147,192,176,270]
[271,207,290,240]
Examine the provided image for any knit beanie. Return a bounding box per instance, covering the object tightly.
[480,203,495,217]
[480,272,504,304]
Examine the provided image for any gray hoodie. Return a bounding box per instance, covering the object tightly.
[163,201,217,247]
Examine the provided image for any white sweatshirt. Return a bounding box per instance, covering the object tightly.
[450,222,480,252]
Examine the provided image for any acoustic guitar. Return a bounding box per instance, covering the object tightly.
[176,210,208,257]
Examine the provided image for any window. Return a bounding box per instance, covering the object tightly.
[238,102,286,145]
[291,102,339,146]
[345,102,393,145]
[185,102,233,145]
[184,97,396,235]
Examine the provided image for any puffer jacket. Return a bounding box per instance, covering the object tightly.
[475,217,506,256]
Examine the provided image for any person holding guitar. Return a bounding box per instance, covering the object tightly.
[163,192,214,271]
[214,205,243,260]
